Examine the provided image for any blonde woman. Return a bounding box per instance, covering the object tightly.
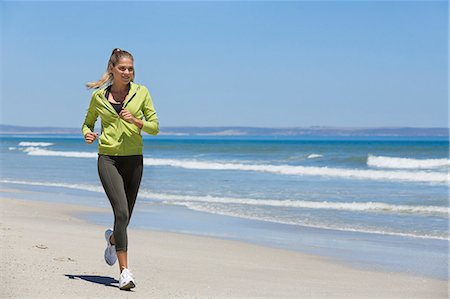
[82,48,159,290]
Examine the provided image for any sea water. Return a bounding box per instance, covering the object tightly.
[0,135,448,279]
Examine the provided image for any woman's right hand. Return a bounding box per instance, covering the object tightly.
[84,132,98,144]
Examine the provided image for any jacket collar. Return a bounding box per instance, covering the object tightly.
[96,82,140,112]
[101,82,139,95]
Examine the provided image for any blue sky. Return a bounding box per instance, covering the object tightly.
[1,1,448,128]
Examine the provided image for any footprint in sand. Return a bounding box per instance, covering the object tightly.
[53,257,76,262]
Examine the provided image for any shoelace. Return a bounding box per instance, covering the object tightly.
[121,269,135,280]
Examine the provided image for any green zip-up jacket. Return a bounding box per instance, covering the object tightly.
[82,82,159,156]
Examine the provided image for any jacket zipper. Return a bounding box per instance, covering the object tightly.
[100,84,139,114]
[123,86,139,108]
[123,93,137,109]
[100,93,118,115]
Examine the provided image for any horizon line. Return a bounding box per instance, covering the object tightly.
[1,124,449,130]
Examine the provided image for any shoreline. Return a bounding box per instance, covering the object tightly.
[1,185,448,281]
[1,196,448,298]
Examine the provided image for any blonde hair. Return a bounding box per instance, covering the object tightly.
[86,48,134,89]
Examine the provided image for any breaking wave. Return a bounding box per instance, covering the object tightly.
[1,179,447,216]
[142,158,447,184]
[18,142,54,147]
[1,178,447,240]
[368,155,449,169]
[10,147,449,184]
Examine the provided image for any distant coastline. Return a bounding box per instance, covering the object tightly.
[0,124,448,137]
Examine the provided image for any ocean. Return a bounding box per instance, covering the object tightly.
[0,135,448,280]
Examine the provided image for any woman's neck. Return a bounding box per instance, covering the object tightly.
[110,83,129,92]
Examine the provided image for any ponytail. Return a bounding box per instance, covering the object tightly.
[85,72,113,89]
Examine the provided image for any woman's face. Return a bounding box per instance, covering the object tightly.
[111,57,134,85]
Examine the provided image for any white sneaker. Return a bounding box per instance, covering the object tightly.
[119,268,136,290]
[104,229,117,266]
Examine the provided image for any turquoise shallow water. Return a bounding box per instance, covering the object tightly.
[0,135,448,279]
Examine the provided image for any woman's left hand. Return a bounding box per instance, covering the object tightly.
[120,108,143,128]
[119,108,136,123]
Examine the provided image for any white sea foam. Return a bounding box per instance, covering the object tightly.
[138,190,449,216]
[143,158,448,184]
[23,147,97,158]
[367,155,450,169]
[18,142,54,147]
[1,179,447,240]
[307,154,323,159]
[23,147,46,153]
[14,147,450,183]
[2,179,446,216]
[179,203,449,241]
[0,179,103,193]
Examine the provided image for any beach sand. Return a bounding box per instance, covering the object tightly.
[0,197,447,298]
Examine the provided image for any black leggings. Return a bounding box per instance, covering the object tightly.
[97,155,143,252]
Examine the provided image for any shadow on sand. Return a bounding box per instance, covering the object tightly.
[64,274,119,288]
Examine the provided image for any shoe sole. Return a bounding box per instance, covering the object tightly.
[105,229,113,243]
[119,281,136,290]
[104,247,116,266]
[104,229,117,266]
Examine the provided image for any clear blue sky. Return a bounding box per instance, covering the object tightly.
[1,1,448,128]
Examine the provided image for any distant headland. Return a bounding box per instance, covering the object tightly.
[0,124,448,137]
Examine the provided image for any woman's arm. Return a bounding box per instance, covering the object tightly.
[82,94,99,142]
[119,88,158,134]
[140,90,159,135]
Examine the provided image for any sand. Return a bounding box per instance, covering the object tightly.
[0,197,447,298]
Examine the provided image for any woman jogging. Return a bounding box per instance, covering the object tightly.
[82,48,159,290]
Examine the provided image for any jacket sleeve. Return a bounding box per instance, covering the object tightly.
[81,93,99,136]
[141,89,159,135]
